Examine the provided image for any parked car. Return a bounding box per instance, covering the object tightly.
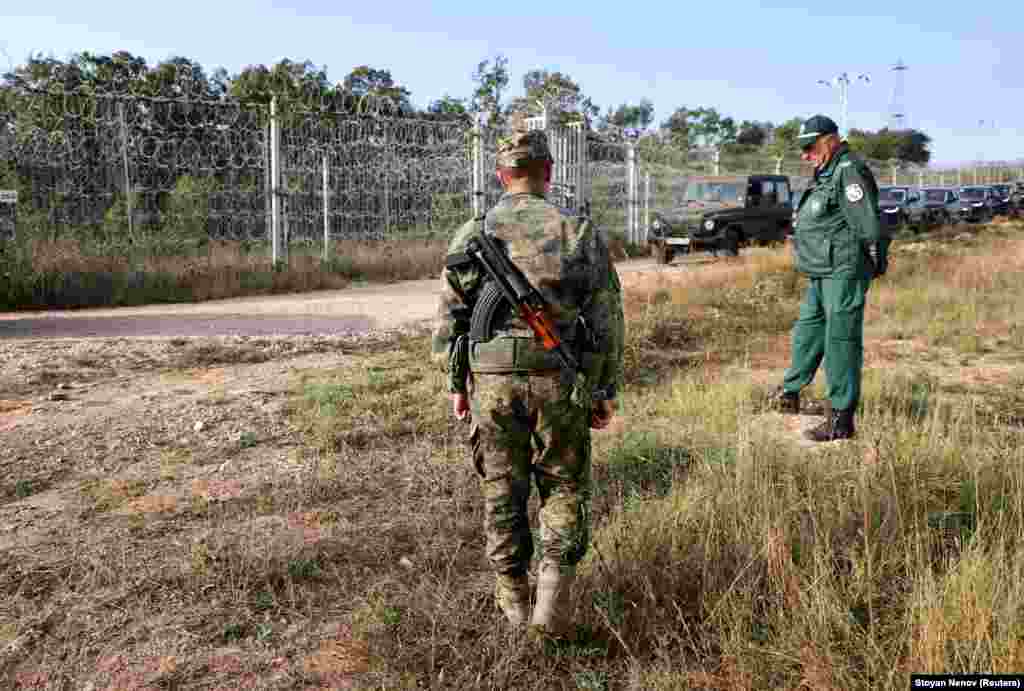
[989,183,1016,217]
[878,186,928,231]
[648,174,793,264]
[1013,181,1024,212]
[916,187,960,226]
[957,186,997,222]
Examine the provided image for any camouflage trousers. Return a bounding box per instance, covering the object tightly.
[467,371,593,578]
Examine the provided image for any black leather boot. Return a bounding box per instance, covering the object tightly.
[804,408,855,442]
[769,386,800,415]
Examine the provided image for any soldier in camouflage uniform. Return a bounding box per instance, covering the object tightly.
[432,115,624,639]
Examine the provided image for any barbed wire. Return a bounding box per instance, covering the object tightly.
[2,73,1021,248]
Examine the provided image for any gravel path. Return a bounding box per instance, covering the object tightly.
[0,256,711,340]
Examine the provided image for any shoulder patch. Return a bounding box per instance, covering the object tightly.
[845,183,864,203]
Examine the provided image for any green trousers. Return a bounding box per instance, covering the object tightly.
[783,277,870,411]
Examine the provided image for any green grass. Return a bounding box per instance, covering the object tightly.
[4,221,1024,689]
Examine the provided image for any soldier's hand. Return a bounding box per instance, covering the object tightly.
[451,393,470,421]
[591,399,615,430]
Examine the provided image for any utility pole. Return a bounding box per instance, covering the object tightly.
[817,71,871,138]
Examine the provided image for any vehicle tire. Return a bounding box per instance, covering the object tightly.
[721,228,740,257]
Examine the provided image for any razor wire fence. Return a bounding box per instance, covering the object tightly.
[0,83,269,245]
[3,79,1023,254]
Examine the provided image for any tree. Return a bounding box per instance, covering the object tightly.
[606,99,655,130]
[428,94,469,118]
[689,107,736,150]
[509,69,599,125]
[229,59,332,110]
[341,65,411,112]
[736,120,771,147]
[894,129,931,165]
[846,128,931,166]
[766,117,802,172]
[470,54,509,125]
[847,128,900,162]
[660,106,695,151]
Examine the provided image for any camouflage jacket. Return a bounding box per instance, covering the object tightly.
[431,192,624,398]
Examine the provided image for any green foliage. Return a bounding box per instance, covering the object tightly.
[342,65,412,112]
[689,107,737,149]
[509,69,600,124]
[471,54,510,125]
[736,120,771,147]
[14,479,34,498]
[166,175,217,244]
[660,106,693,151]
[604,99,655,130]
[427,94,468,117]
[287,557,322,580]
[848,127,931,165]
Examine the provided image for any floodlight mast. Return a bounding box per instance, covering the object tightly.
[817,72,871,138]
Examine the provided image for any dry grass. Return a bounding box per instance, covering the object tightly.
[1,236,448,310]
[3,222,1024,689]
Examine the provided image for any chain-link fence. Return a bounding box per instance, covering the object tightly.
[278,108,472,248]
[3,82,1023,254]
[0,85,268,243]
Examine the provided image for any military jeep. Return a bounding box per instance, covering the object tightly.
[648,174,793,264]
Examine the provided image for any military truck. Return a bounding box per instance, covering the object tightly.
[648,174,793,264]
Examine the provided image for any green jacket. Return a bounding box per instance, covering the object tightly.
[792,144,887,278]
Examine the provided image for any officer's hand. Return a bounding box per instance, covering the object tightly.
[451,393,470,421]
[591,399,615,430]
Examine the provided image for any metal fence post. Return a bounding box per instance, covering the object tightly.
[270,96,282,264]
[322,152,329,262]
[264,120,271,247]
[118,101,134,241]
[472,118,483,218]
[578,124,590,216]
[644,171,650,243]
[622,142,630,244]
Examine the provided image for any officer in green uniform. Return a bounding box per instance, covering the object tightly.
[432,114,624,638]
[771,115,889,441]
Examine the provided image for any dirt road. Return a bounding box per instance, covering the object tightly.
[0,255,716,340]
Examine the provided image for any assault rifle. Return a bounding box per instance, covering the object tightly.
[445,217,614,403]
[463,221,579,372]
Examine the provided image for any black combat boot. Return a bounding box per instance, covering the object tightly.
[803,408,856,442]
[769,386,800,415]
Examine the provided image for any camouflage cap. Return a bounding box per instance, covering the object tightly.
[496,113,553,168]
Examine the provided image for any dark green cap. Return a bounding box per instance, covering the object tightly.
[797,115,839,148]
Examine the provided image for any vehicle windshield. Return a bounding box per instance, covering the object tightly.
[960,188,986,200]
[992,185,1010,195]
[924,190,947,202]
[686,182,742,203]
[878,188,907,203]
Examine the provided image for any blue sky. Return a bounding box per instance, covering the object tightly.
[4,1,1021,166]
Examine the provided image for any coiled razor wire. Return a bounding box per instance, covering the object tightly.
[5,69,1009,249]
[280,109,473,241]
[0,73,475,244]
[1,86,269,241]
